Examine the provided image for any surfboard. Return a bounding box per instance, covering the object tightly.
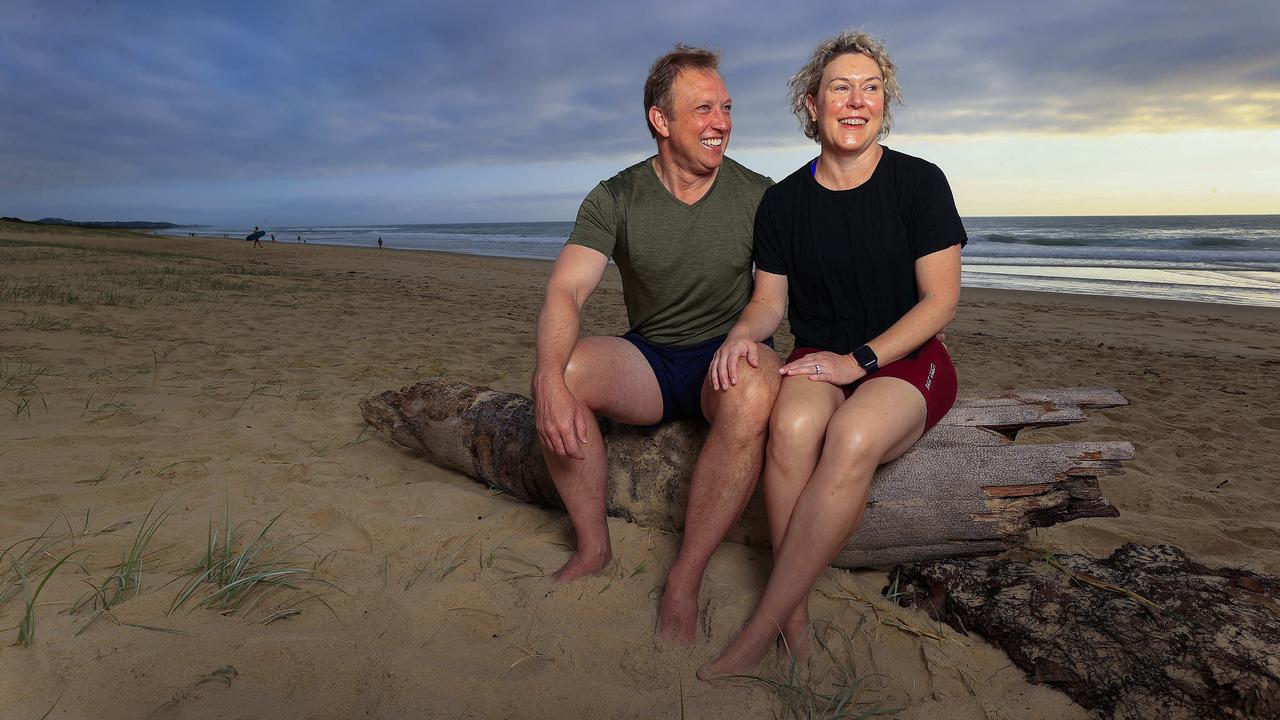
[246,230,265,242]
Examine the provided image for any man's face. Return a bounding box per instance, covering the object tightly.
[655,68,732,176]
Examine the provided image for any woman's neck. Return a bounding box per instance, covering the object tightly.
[813,143,883,191]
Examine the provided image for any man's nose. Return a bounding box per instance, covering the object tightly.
[711,109,730,130]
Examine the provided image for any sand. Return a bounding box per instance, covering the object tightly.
[1,224,1277,719]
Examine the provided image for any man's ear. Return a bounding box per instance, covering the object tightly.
[648,105,670,138]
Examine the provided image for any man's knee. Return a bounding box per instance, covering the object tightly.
[563,344,611,408]
[715,346,782,424]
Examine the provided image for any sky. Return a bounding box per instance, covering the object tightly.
[2,0,1277,226]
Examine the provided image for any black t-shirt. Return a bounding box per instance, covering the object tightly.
[753,147,967,355]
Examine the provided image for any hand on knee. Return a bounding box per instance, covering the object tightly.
[724,351,781,409]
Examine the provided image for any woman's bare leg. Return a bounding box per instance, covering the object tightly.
[762,376,842,659]
[700,377,927,678]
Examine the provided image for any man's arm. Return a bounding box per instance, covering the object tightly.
[709,269,787,390]
[532,244,610,459]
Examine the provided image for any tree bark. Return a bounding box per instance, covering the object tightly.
[894,544,1280,719]
[359,380,1133,568]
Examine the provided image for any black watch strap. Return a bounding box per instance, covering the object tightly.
[851,344,879,373]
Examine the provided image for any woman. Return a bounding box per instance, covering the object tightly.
[700,31,965,677]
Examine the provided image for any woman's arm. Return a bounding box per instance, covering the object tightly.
[862,243,961,365]
[781,245,960,384]
[709,269,788,391]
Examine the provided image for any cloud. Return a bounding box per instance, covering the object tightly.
[1,0,1276,208]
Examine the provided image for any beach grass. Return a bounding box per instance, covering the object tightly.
[169,501,338,620]
[72,499,172,633]
[718,619,896,720]
[0,356,52,419]
[13,312,75,332]
[1,515,86,647]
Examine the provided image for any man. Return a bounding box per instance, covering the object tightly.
[532,45,779,644]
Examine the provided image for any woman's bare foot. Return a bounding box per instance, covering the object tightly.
[697,625,777,680]
[779,616,812,662]
[551,547,612,583]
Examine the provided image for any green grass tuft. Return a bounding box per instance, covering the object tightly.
[71,499,172,633]
[725,619,897,720]
[0,356,52,419]
[170,500,339,620]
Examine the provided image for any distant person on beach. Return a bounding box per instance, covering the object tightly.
[271,233,275,242]
[249,225,263,248]
[532,45,777,644]
[698,31,965,678]
[378,236,383,249]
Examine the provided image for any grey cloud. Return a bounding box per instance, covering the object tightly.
[1,0,1277,196]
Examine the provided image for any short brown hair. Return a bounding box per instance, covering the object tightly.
[643,45,720,138]
[789,30,902,142]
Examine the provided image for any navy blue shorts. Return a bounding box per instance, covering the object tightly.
[622,333,774,426]
[621,333,723,425]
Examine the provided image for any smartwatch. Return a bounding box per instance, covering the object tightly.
[851,344,879,373]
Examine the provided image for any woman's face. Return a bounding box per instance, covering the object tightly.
[806,52,884,154]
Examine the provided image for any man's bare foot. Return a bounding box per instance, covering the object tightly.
[697,626,775,680]
[551,548,612,583]
[656,587,699,645]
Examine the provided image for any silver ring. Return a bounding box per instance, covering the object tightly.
[815,364,823,374]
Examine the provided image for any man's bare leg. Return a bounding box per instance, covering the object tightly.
[542,337,664,582]
[657,344,781,644]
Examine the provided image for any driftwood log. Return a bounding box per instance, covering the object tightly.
[894,545,1280,719]
[359,379,1134,568]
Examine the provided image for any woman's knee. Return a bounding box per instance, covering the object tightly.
[768,402,828,453]
[820,416,884,472]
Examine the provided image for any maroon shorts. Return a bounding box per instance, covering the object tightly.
[786,337,958,433]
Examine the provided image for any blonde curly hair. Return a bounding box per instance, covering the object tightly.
[788,30,902,142]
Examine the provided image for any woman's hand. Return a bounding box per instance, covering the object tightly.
[709,332,761,391]
[780,351,865,386]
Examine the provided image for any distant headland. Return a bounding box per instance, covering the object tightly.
[1,216,186,230]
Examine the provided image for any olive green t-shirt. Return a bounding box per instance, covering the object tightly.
[566,156,773,347]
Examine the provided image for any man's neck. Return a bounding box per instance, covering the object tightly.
[651,154,720,205]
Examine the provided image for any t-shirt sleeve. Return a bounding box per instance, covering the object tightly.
[752,190,786,275]
[907,162,968,259]
[565,183,618,257]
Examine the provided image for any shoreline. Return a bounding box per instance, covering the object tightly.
[3,226,1278,718]
[156,228,1280,310]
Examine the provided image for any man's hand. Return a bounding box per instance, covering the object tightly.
[779,351,865,386]
[533,374,589,460]
[708,332,759,391]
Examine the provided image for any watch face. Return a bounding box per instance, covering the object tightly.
[853,345,878,370]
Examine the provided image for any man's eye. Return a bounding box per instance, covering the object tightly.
[866,84,880,92]
[723,104,732,113]
[833,84,849,92]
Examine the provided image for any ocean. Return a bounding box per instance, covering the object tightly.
[184,215,1280,308]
